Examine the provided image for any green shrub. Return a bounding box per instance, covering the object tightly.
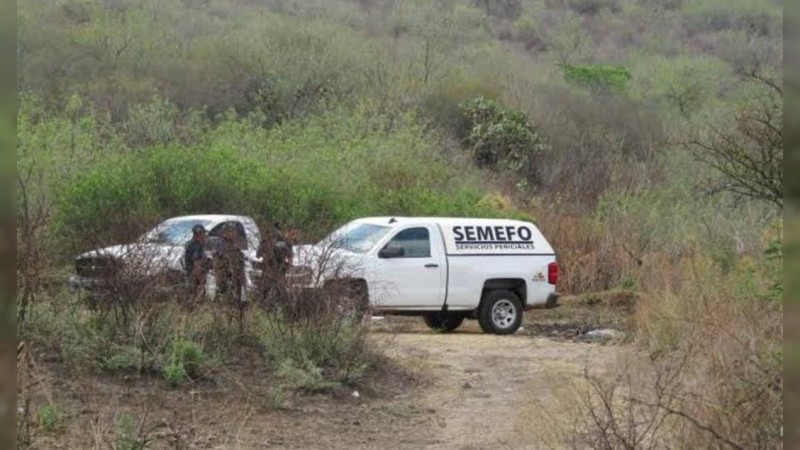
[54,158,160,249]
[57,310,111,372]
[258,313,372,387]
[561,64,631,94]
[114,413,140,450]
[163,362,186,387]
[276,358,342,393]
[269,386,287,410]
[37,404,63,434]
[101,345,146,374]
[25,292,179,376]
[164,338,205,386]
[460,96,546,184]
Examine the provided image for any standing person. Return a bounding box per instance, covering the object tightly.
[256,221,293,305]
[213,223,246,303]
[213,223,247,330]
[183,224,210,304]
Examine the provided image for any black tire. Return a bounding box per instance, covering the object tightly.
[347,282,370,322]
[326,279,370,322]
[423,313,465,332]
[478,290,523,335]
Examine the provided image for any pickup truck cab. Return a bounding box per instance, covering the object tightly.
[291,216,558,335]
[69,214,264,299]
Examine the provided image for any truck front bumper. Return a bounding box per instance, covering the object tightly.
[68,275,104,293]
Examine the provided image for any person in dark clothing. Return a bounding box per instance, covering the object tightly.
[213,223,246,304]
[256,222,294,304]
[184,224,210,303]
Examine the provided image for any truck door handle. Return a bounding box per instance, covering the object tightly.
[424,263,439,268]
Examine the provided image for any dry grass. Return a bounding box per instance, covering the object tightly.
[535,209,636,295]
[542,219,783,449]
[507,198,783,448]
[632,252,782,448]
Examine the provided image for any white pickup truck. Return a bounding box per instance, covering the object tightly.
[69,214,264,299]
[291,216,559,335]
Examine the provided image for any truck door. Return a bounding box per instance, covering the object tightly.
[370,225,446,308]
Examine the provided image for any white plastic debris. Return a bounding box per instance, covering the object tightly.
[581,329,624,342]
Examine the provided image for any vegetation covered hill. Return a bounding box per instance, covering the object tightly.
[18,0,782,238]
[17,0,782,448]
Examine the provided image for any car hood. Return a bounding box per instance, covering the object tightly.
[292,244,367,280]
[77,243,185,273]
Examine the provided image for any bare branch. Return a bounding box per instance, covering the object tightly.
[685,80,782,208]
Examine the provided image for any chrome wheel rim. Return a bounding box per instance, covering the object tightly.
[491,299,517,329]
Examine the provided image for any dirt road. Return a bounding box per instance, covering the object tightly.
[29,307,627,449]
[212,316,625,449]
[371,320,622,449]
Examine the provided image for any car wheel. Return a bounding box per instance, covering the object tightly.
[423,313,465,332]
[478,290,523,335]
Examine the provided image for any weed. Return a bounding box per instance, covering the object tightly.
[582,294,600,306]
[269,386,287,410]
[101,345,145,374]
[617,276,637,290]
[276,358,342,393]
[164,339,205,386]
[37,404,63,434]
[115,413,140,450]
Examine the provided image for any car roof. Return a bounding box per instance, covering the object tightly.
[164,214,252,224]
[352,216,535,228]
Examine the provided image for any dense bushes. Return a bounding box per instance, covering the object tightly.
[528,88,664,210]
[18,0,781,128]
[43,98,514,253]
[18,0,372,122]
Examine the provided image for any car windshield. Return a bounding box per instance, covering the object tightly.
[140,219,215,245]
[320,223,391,254]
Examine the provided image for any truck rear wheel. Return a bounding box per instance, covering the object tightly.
[478,290,523,335]
[423,313,465,332]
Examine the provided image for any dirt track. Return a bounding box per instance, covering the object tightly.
[230,321,623,449]
[372,321,622,449]
[28,309,626,449]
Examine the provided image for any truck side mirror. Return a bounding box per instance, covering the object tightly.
[378,246,405,258]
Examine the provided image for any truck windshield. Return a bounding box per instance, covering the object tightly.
[321,223,391,254]
[140,219,215,246]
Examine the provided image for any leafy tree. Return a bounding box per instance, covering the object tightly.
[561,64,632,95]
[460,96,546,185]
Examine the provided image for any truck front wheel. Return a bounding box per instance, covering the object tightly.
[423,313,465,332]
[478,290,523,335]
